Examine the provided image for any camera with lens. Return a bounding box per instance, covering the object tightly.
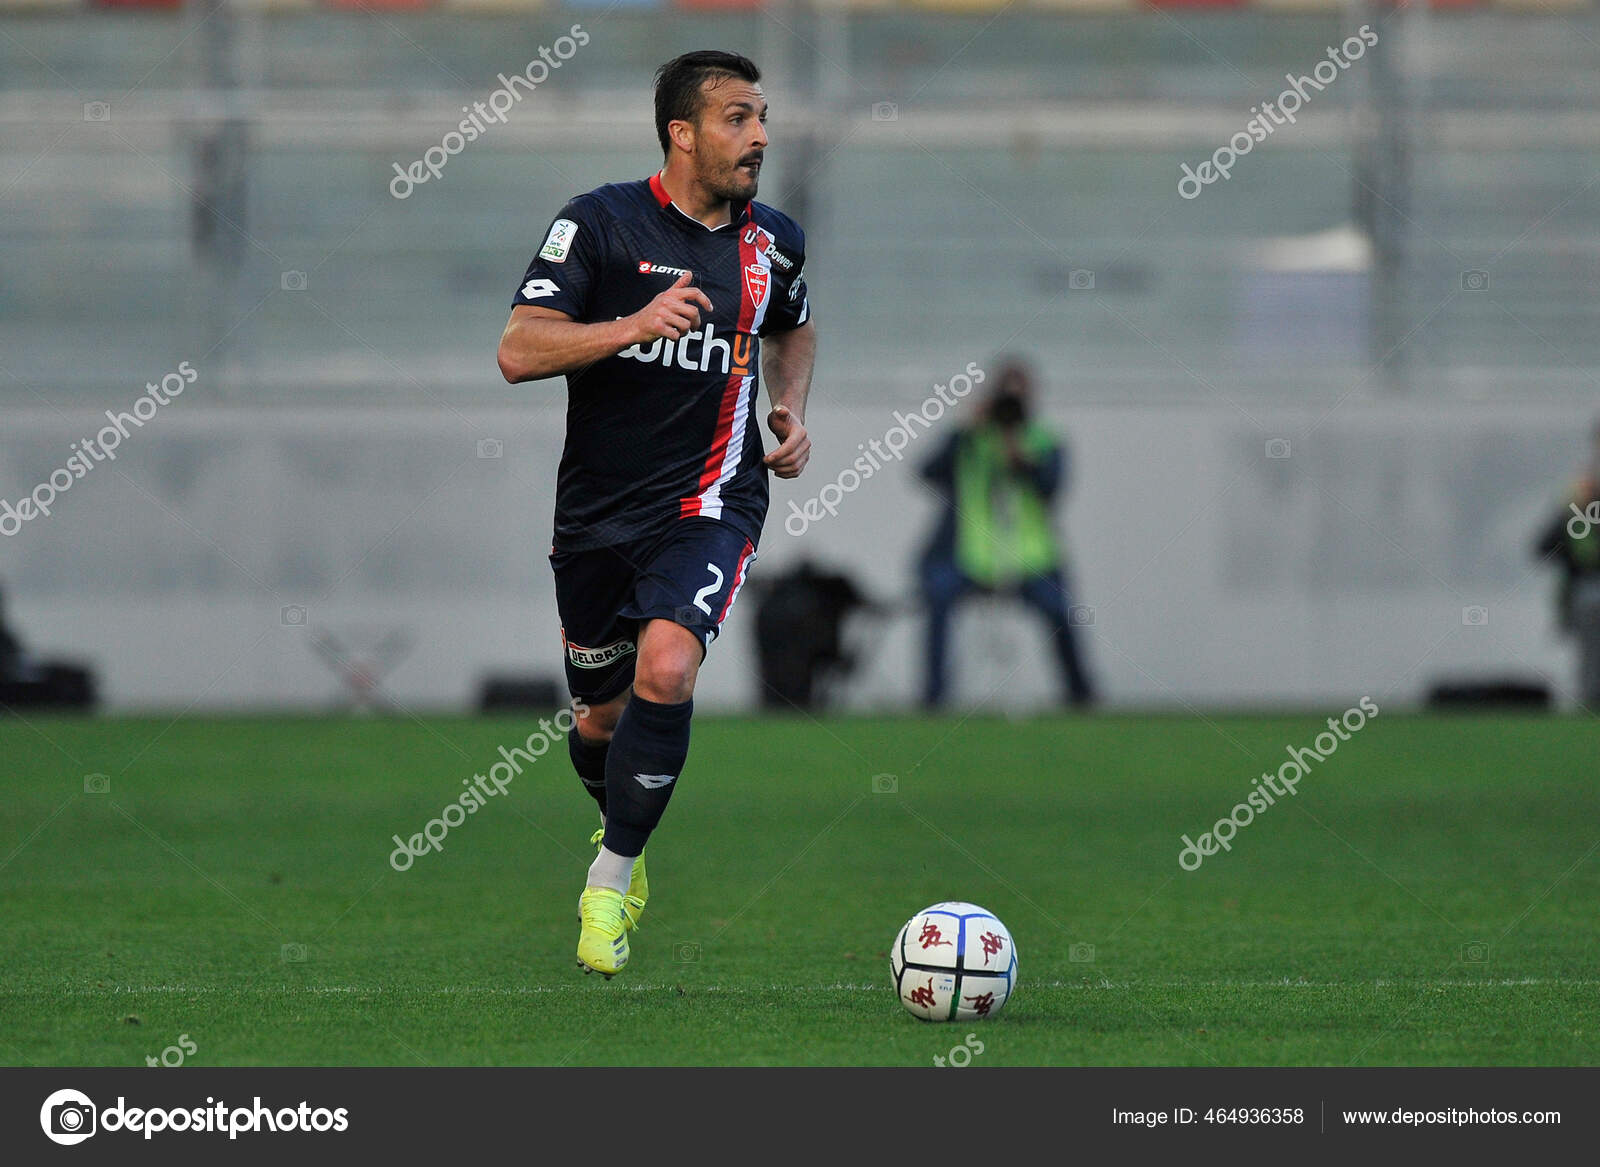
[989,391,1026,428]
[51,1101,95,1137]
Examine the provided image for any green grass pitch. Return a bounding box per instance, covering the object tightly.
[2,712,1597,1066]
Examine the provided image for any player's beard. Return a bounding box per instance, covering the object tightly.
[701,151,761,204]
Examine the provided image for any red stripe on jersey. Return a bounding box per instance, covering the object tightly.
[680,215,762,518]
[717,540,755,624]
[647,172,672,207]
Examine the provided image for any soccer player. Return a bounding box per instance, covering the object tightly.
[496,50,815,978]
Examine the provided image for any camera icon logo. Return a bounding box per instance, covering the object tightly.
[1461,605,1489,627]
[280,942,307,963]
[871,773,899,795]
[40,1089,97,1145]
[83,773,110,795]
[871,101,899,122]
[1461,940,1490,964]
[673,941,701,963]
[281,270,308,291]
[1068,942,1096,963]
[1068,269,1095,291]
[476,438,503,459]
[1265,438,1292,459]
[83,102,111,123]
[1068,604,1095,627]
[1461,270,1489,291]
[280,605,307,627]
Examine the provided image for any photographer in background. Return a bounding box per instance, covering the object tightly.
[915,359,1095,709]
[0,583,29,683]
[1534,420,1600,706]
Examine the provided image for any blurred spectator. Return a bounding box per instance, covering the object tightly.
[915,360,1095,709]
[1534,421,1600,706]
[0,583,28,682]
[753,561,871,711]
[0,583,96,709]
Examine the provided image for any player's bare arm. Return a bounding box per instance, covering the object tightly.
[761,318,815,479]
[497,271,714,383]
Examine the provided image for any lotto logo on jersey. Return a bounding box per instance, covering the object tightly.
[616,321,753,375]
[564,635,636,669]
[638,260,691,277]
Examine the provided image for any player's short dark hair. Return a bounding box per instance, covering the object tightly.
[654,51,761,157]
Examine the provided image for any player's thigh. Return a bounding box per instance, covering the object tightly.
[549,543,641,705]
[622,520,758,659]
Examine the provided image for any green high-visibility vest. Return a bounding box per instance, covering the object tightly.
[1572,499,1600,569]
[953,423,1061,587]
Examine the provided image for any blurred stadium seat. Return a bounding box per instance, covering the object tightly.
[2,2,1597,710]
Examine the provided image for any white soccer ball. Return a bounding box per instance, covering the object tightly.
[890,901,1017,1022]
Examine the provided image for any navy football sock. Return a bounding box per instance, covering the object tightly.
[568,729,610,817]
[602,695,693,857]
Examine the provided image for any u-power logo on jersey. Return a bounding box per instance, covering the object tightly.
[616,322,752,376]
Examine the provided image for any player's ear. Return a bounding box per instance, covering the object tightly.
[668,118,696,156]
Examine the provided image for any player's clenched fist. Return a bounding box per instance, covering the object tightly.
[628,270,714,343]
[764,404,810,479]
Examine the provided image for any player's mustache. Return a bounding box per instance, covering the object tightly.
[738,153,764,167]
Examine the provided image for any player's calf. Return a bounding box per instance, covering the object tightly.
[569,690,627,816]
[600,691,693,860]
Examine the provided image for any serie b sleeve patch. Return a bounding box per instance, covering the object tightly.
[540,218,578,263]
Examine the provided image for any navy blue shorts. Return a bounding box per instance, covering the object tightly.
[549,518,758,703]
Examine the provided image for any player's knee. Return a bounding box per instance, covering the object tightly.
[631,620,701,703]
[633,643,697,704]
[634,659,695,704]
[576,694,625,741]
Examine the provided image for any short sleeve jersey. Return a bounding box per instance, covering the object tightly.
[512,173,810,551]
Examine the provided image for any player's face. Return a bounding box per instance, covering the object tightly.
[692,80,768,202]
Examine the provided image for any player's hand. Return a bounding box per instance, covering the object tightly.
[629,270,713,343]
[764,405,810,479]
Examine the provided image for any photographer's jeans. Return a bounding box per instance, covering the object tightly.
[1572,576,1600,707]
[919,558,1095,708]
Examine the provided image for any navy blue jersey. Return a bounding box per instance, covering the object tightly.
[512,173,810,551]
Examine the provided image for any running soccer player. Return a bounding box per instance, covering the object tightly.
[496,50,815,978]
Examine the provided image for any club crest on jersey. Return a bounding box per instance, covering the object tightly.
[743,263,770,311]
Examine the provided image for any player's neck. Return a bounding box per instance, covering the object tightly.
[657,166,733,230]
